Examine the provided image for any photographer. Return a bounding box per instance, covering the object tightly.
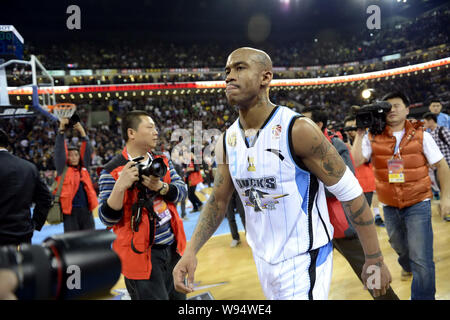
[352,92,450,300]
[98,110,187,300]
[306,110,399,300]
[0,129,52,245]
[55,118,98,232]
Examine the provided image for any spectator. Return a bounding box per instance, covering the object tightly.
[54,118,98,232]
[428,99,450,129]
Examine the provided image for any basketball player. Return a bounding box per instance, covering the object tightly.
[173,47,392,299]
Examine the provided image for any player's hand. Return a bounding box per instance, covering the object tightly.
[362,259,392,297]
[141,175,163,192]
[116,161,139,191]
[439,196,450,220]
[173,252,197,294]
[0,269,18,300]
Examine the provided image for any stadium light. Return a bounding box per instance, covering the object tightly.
[362,88,374,100]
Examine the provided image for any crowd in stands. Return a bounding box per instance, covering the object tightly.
[21,7,448,70]
[2,6,448,190]
[1,66,448,191]
[5,7,448,90]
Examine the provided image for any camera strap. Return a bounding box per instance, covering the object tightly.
[130,191,161,255]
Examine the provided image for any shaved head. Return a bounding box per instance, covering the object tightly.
[225,47,274,108]
[229,47,273,72]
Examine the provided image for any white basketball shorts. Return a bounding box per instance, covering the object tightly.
[253,241,333,300]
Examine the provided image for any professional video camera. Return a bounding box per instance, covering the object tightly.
[356,101,392,135]
[0,230,121,300]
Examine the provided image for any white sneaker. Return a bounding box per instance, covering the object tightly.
[230,239,241,248]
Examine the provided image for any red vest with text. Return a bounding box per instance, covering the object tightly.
[109,147,186,280]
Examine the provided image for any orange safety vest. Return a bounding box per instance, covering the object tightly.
[109,147,186,280]
[370,120,432,209]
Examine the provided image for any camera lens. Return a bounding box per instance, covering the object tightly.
[0,230,121,300]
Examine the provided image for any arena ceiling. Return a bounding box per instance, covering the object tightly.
[0,0,447,45]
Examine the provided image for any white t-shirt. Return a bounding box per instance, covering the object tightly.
[361,129,444,206]
[362,129,444,165]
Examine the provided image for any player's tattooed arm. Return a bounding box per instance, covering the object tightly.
[341,196,375,227]
[187,134,234,255]
[292,118,382,258]
[292,117,346,185]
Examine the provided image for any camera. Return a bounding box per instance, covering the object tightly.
[0,230,121,300]
[134,157,167,181]
[343,126,357,132]
[64,112,81,129]
[356,101,392,135]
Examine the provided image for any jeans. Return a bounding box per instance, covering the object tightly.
[383,200,435,300]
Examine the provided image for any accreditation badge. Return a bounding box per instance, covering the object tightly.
[387,159,405,183]
[153,199,172,226]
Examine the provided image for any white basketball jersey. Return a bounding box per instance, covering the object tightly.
[224,106,334,264]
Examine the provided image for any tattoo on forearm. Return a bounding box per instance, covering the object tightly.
[191,171,226,252]
[365,251,382,260]
[342,197,375,227]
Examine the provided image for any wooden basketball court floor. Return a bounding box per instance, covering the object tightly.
[111,195,450,300]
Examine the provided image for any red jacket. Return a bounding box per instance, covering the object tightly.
[54,166,98,215]
[187,160,203,187]
[108,147,186,280]
[53,139,98,215]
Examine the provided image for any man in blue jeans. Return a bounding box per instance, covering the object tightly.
[352,92,450,299]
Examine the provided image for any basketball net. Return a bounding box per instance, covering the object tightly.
[51,103,76,120]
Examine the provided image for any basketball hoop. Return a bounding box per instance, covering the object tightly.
[52,103,77,120]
